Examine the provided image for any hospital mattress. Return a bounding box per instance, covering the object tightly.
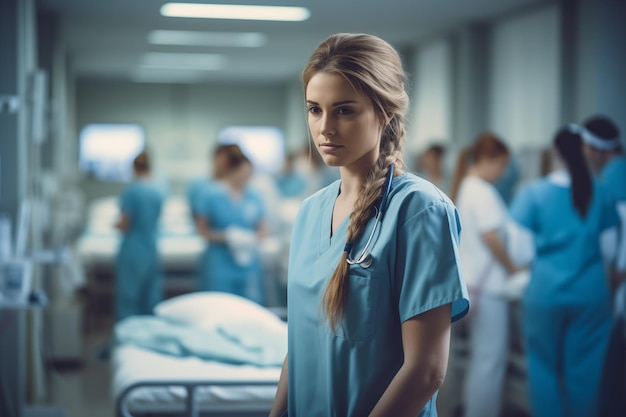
[76,233,205,268]
[113,344,280,417]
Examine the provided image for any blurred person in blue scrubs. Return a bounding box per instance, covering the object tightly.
[581,115,626,284]
[274,151,307,199]
[195,144,267,303]
[450,132,522,417]
[510,125,619,417]
[115,150,164,321]
[580,115,626,417]
[269,33,469,417]
[186,144,236,220]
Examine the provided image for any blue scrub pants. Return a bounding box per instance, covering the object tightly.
[523,300,612,417]
[116,241,162,321]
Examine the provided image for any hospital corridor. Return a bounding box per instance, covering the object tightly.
[1,0,625,416]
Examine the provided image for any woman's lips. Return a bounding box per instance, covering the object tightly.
[320,143,343,152]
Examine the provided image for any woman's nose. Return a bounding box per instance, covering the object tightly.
[319,114,335,137]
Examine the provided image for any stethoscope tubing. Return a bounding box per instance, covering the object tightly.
[345,163,395,268]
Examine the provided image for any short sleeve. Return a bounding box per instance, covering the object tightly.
[510,185,537,232]
[394,201,469,323]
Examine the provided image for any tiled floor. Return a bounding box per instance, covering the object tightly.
[47,321,115,417]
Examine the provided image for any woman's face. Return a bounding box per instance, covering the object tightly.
[228,162,253,190]
[482,154,509,183]
[306,72,384,173]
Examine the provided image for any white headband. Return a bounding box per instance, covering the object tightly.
[578,124,621,151]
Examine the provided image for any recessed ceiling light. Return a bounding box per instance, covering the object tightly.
[140,52,226,70]
[147,30,267,47]
[160,3,311,22]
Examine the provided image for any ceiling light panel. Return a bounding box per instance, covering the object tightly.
[160,3,311,22]
[147,30,267,47]
[140,52,226,70]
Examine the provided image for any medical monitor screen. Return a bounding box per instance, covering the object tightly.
[217,126,285,174]
[79,124,145,182]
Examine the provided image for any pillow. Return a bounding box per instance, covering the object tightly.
[154,291,284,331]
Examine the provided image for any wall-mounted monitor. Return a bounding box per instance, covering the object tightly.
[79,124,145,182]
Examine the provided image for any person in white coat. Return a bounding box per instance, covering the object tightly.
[450,132,523,417]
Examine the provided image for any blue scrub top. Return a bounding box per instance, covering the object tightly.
[600,155,626,202]
[187,177,215,218]
[197,183,266,288]
[510,175,619,303]
[119,180,163,241]
[286,173,469,417]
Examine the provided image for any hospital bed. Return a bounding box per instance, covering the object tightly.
[112,292,285,417]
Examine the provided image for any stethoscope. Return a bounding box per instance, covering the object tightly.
[345,163,395,268]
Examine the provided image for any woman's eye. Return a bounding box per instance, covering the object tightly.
[337,107,354,115]
[308,106,321,114]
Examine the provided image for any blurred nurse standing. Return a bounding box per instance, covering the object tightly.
[510,125,619,417]
[115,151,164,321]
[450,132,521,417]
[195,145,267,303]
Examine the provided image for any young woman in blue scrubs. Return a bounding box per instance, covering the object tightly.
[510,126,619,417]
[195,145,267,303]
[115,151,164,321]
[581,115,626,284]
[269,33,469,417]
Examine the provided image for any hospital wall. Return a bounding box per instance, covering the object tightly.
[69,0,626,206]
[75,79,301,202]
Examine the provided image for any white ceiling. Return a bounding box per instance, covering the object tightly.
[36,0,544,83]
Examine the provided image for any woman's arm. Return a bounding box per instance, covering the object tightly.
[195,216,226,243]
[481,230,522,274]
[368,304,451,417]
[268,355,288,417]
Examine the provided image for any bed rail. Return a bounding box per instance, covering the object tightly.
[116,380,277,417]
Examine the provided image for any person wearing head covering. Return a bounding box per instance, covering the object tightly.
[269,33,468,417]
[581,115,626,282]
[510,125,619,417]
[115,150,164,321]
[195,144,267,303]
[581,115,626,417]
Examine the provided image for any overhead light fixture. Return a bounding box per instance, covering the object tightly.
[160,3,311,22]
[147,30,267,47]
[140,52,226,70]
[131,70,206,84]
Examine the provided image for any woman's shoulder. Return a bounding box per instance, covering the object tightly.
[390,173,456,220]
